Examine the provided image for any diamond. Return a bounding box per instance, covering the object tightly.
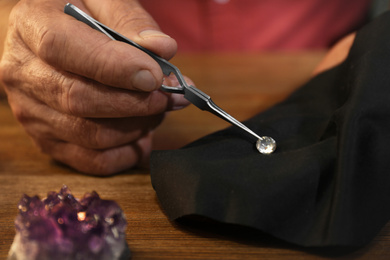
[256,136,276,154]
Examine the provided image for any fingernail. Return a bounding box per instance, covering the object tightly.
[139,30,171,39]
[132,70,157,91]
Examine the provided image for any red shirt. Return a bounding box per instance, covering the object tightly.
[139,0,371,52]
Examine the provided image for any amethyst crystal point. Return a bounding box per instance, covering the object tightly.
[8,186,130,260]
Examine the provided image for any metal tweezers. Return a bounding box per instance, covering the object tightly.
[64,3,276,154]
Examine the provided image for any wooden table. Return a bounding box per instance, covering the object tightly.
[1,53,389,259]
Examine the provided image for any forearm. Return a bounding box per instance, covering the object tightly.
[0,0,18,97]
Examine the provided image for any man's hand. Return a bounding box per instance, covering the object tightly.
[0,0,190,175]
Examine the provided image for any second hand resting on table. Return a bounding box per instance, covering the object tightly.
[0,0,355,175]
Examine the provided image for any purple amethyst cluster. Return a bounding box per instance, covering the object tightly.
[8,186,130,260]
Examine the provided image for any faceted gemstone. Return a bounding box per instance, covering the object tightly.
[256,136,276,154]
[8,185,130,260]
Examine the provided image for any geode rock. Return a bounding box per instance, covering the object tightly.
[8,185,130,260]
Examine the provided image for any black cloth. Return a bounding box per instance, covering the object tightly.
[150,12,390,247]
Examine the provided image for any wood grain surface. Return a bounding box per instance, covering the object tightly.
[1,52,390,259]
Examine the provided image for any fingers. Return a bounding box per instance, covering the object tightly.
[7,91,164,150]
[83,0,177,60]
[40,133,153,175]
[2,55,188,117]
[12,0,177,92]
[7,92,157,175]
[0,0,190,174]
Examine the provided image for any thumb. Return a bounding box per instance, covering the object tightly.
[83,0,177,60]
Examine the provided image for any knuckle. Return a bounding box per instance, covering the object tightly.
[85,123,110,149]
[90,45,115,82]
[0,47,23,89]
[92,127,115,149]
[73,119,112,150]
[0,61,12,87]
[60,77,89,116]
[11,104,27,124]
[36,25,61,65]
[72,118,99,148]
[7,97,31,125]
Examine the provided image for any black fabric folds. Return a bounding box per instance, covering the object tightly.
[150,12,390,247]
